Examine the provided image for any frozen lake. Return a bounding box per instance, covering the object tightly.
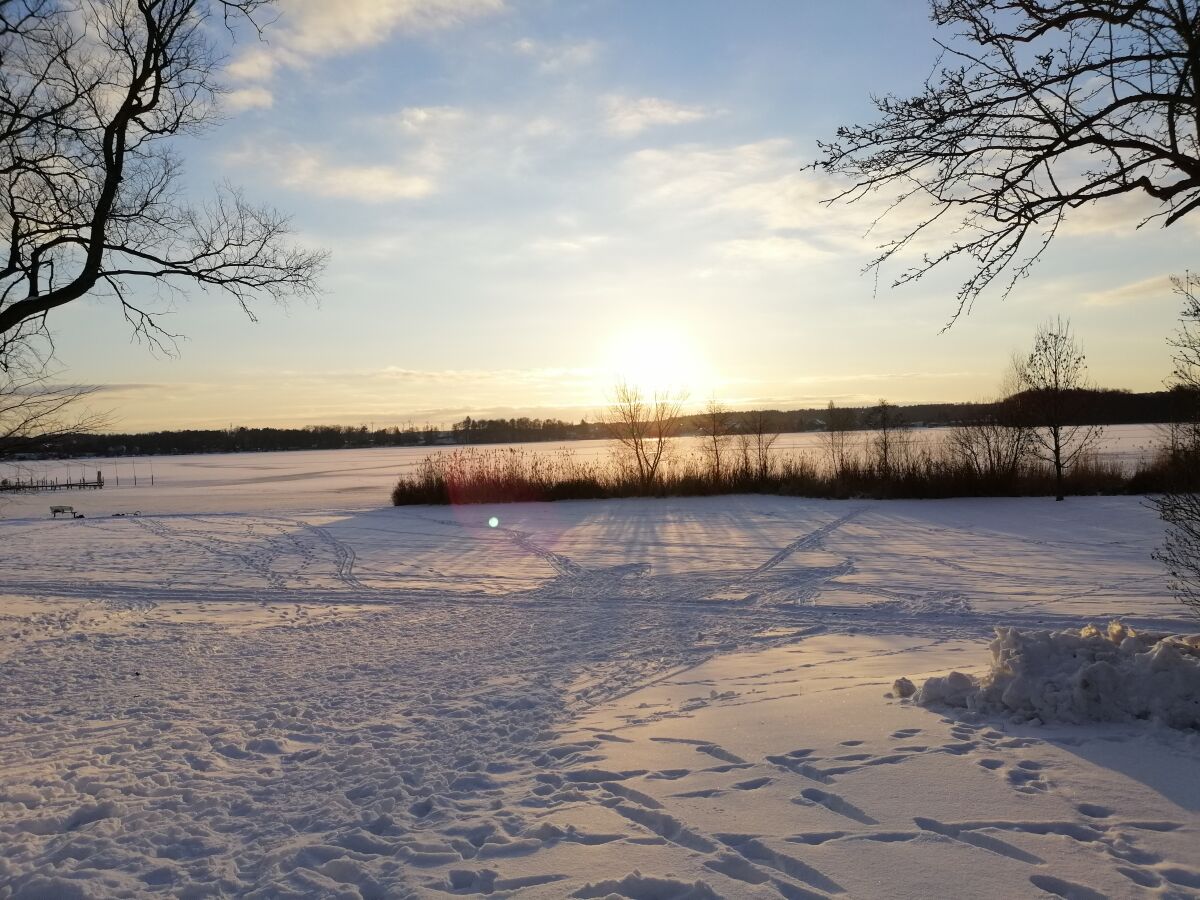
[0,422,1168,517]
[0,445,1196,898]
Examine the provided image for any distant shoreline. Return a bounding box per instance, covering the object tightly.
[2,388,1183,461]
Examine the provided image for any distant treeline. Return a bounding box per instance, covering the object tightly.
[10,388,1188,459]
[31,419,598,458]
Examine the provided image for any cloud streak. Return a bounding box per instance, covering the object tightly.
[604,95,712,136]
[230,145,436,201]
[225,0,505,106]
[1082,274,1174,307]
[513,37,600,72]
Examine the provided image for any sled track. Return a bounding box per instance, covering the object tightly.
[751,507,867,576]
[308,524,367,590]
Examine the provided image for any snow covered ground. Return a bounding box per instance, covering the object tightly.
[0,461,1197,898]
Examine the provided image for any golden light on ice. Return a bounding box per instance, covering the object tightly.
[600,327,711,396]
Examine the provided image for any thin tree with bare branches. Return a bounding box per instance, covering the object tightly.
[602,380,686,492]
[946,369,1034,483]
[1014,317,1100,501]
[865,398,907,479]
[820,400,857,480]
[737,409,780,480]
[696,398,733,483]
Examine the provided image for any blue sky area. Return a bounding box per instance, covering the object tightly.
[55,1,1187,429]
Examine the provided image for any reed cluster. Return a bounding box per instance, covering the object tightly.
[392,444,1167,506]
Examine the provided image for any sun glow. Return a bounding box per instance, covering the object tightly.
[599,327,713,397]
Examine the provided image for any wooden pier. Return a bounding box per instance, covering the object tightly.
[0,472,105,493]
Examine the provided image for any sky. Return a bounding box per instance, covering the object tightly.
[52,0,1192,430]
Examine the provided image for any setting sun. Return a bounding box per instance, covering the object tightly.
[599,327,713,396]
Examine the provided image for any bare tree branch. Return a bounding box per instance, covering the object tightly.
[0,341,107,456]
[0,0,326,362]
[817,0,1200,322]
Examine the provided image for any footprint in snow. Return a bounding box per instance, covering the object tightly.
[695,744,747,765]
[1116,867,1161,888]
[646,768,691,780]
[589,731,633,743]
[1029,874,1106,900]
[672,787,725,799]
[1006,766,1050,794]
[796,788,878,824]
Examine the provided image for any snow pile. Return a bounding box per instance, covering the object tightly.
[914,621,1200,728]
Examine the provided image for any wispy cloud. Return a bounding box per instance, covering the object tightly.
[231,145,436,202]
[1082,274,1174,307]
[621,140,877,263]
[225,87,274,112]
[287,0,504,54]
[512,37,601,72]
[526,239,602,257]
[89,365,609,430]
[89,382,178,394]
[231,100,582,203]
[226,0,505,90]
[615,136,978,281]
[85,363,991,430]
[392,105,468,134]
[1059,191,1164,237]
[718,236,837,264]
[366,365,598,384]
[604,96,712,136]
[785,371,979,384]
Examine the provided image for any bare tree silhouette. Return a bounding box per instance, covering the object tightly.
[0,0,326,362]
[697,398,733,483]
[865,398,908,479]
[1015,317,1100,501]
[737,408,780,480]
[602,380,685,492]
[818,1,1200,321]
[1153,272,1200,616]
[946,368,1034,483]
[820,400,857,480]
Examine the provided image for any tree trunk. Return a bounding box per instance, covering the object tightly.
[1053,426,1064,501]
